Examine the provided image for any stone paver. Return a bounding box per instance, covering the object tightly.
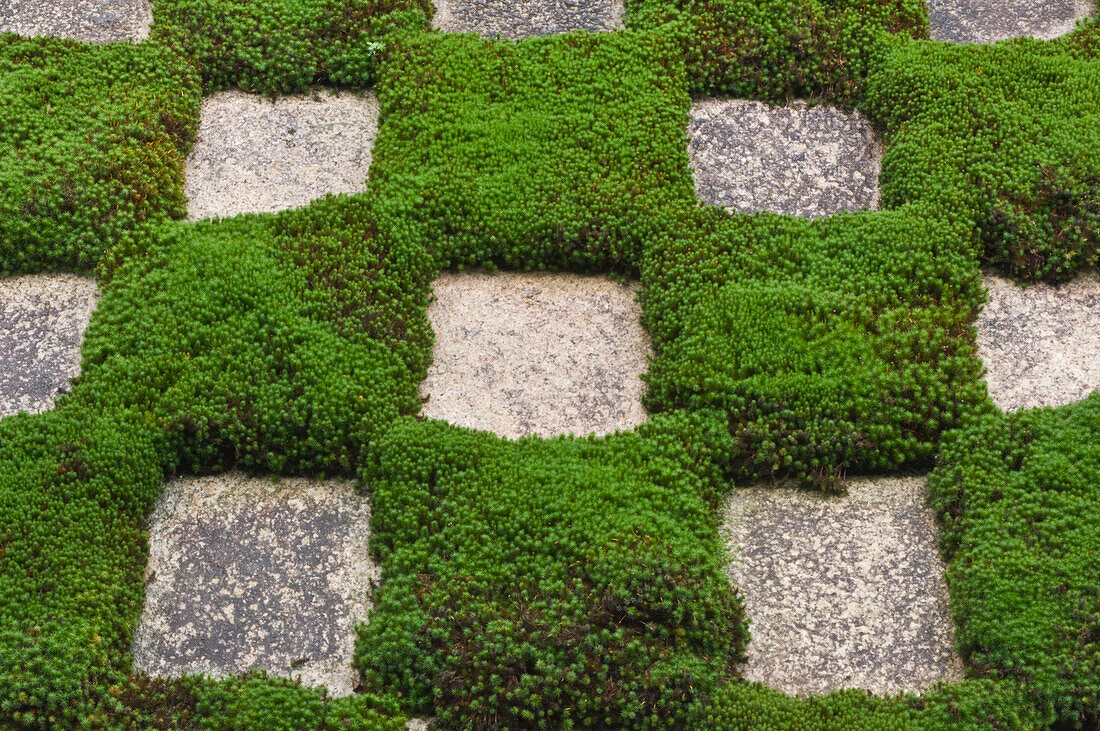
[185,90,380,220]
[0,274,99,419]
[432,0,624,39]
[688,98,881,219]
[723,476,963,696]
[132,474,377,697]
[420,271,650,439]
[0,0,152,43]
[977,270,1100,412]
[928,0,1095,43]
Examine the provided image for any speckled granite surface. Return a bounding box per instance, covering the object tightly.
[977,270,1100,412]
[432,0,624,39]
[132,474,378,696]
[687,98,881,219]
[185,90,379,220]
[723,476,963,696]
[0,274,99,419]
[0,0,151,42]
[420,271,651,439]
[928,0,1095,43]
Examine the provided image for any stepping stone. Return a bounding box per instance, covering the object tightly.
[687,98,881,219]
[185,90,380,220]
[723,476,963,696]
[420,271,650,439]
[132,474,377,697]
[431,0,625,39]
[928,0,1096,44]
[0,0,152,43]
[977,270,1100,412]
[0,274,98,419]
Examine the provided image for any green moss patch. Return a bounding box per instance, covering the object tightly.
[867,28,1100,282]
[0,35,199,275]
[641,206,989,487]
[929,393,1100,726]
[356,413,747,728]
[368,30,696,272]
[624,0,927,103]
[150,0,432,94]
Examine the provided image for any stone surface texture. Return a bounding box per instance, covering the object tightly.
[132,474,378,696]
[688,98,881,219]
[420,271,651,439]
[0,274,99,419]
[0,0,152,42]
[185,90,379,220]
[432,0,625,39]
[977,270,1100,412]
[723,476,963,696]
[928,0,1095,43]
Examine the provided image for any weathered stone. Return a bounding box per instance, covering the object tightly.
[0,274,98,419]
[185,90,379,220]
[977,270,1100,412]
[132,474,377,696]
[688,98,881,219]
[928,0,1095,44]
[420,270,651,439]
[0,0,152,43]
[723,476,963,696]
[432,0,625,39]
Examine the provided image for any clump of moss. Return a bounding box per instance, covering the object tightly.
[867,26,1100,282]
[357,413,747,728]
[624,0,927,103]
[0,35,199,275]
[151,0,432,94]
[642,205,988,488]
[930,393,1100,726]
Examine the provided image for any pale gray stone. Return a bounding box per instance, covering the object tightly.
[420,271,650,439]
[432,0,624,39]
[0,0,152,43]
[688,98,881,219]
[0,273,98,419]
[185,90,379,220]
[928,0,1095,43]
[132,474,378,697]
[723,476,964,696]
[977,270,1100,412]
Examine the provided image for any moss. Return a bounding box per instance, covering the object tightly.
[0,35,200,275]
[150,0,432,94]
[929,394,1100,726]
[367,30,696,272]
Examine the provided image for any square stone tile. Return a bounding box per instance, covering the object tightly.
[928,0,1095,43]
[687,98,881,219]
[432,0,624,39]
[132,474,378,696]
[0,274,99,419]
[977,270,1100,412]
[185,90,379,220]
[0,0,152,43]
[723,476,963,696]
[419,271,651,439]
